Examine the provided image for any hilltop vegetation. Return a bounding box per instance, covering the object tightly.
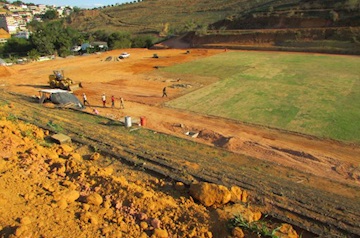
[61,0,360,54]
[2,0,359,60]
[65,0,303,35]
[67,0,360,35]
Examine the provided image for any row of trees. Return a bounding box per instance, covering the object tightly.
[0,19,157,61]
[91,0,143,10]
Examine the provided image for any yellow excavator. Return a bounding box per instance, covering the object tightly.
[48,70,81,91]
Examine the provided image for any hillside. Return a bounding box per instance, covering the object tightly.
[66,0,304,35]
[183,0,360,54]
[65,0,360,54]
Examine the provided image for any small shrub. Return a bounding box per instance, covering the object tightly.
[46,120,63,133]
[228,214,281,238]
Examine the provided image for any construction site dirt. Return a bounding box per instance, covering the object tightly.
[0,48,359,237]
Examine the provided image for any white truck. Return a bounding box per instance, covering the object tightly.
[119,52,130,59]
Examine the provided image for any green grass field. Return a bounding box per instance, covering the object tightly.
[162,51,360,143]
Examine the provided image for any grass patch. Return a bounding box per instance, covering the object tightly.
[0,100,10,107]
[46,120,64,133]
[228,214,281,238]
[163,51,360,142]
[6,114,18,122]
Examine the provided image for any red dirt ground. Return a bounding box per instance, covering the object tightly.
[1,48,359,195]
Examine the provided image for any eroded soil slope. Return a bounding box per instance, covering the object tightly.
[0,102,303,238]
[1,49,360,237]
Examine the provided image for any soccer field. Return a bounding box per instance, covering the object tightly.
[163,51,360,142]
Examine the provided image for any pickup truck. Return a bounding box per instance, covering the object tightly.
[119,52,130,59]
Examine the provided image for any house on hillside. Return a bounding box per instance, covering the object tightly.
[4,4,24,12]
[14,30,30,39]
[0,15,18,34]
[37,4,47,14]
[0,27,10,44]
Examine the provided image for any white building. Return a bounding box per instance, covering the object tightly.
[0,15,18,34]
[14,30,30,39]
[37,4,47,14]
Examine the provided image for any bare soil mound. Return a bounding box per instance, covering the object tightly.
[0,103,303,237]
[0,66,16,77]
[0,105,212,237]
[218,137,244,151]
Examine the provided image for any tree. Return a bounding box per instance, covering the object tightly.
[195,24,208,36]
[108,32,131,49]
[184,21,198,32]
[42,9,59,20]
[112,38,132,49]
[12,0,24,6]
[93,30,110,42]
[3,37,34,56]
[30,22,56,55]
[27,49,40,61]
[73,7,81,13]
[58,46,71,57]
[131,35,154,48]
[65,27,85,46]
[31,34,55,55]
[54,33,72,57]
[30,21,85,57]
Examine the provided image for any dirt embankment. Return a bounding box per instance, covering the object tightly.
[1,48,360,237]
[171,15,360,54]
[0,102,302,238]
[189,27,360,45]
[182,26,360,55]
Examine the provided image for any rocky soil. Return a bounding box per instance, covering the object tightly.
[0,102,299,238]
[1,48,359,237]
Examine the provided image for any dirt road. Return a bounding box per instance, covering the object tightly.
[1,48,360,236]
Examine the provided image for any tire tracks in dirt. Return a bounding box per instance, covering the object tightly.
[2,92,360,237]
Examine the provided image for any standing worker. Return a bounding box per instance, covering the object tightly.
[120,97,125,109]
[83,93,90,106]
[102,93,106,107]
[162,87,167,97]
[111,95,115,108]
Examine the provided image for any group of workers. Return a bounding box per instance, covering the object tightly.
[82,86,168,111]
[82,93,125,109]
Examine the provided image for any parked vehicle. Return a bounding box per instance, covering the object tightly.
[118,52,130,59]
